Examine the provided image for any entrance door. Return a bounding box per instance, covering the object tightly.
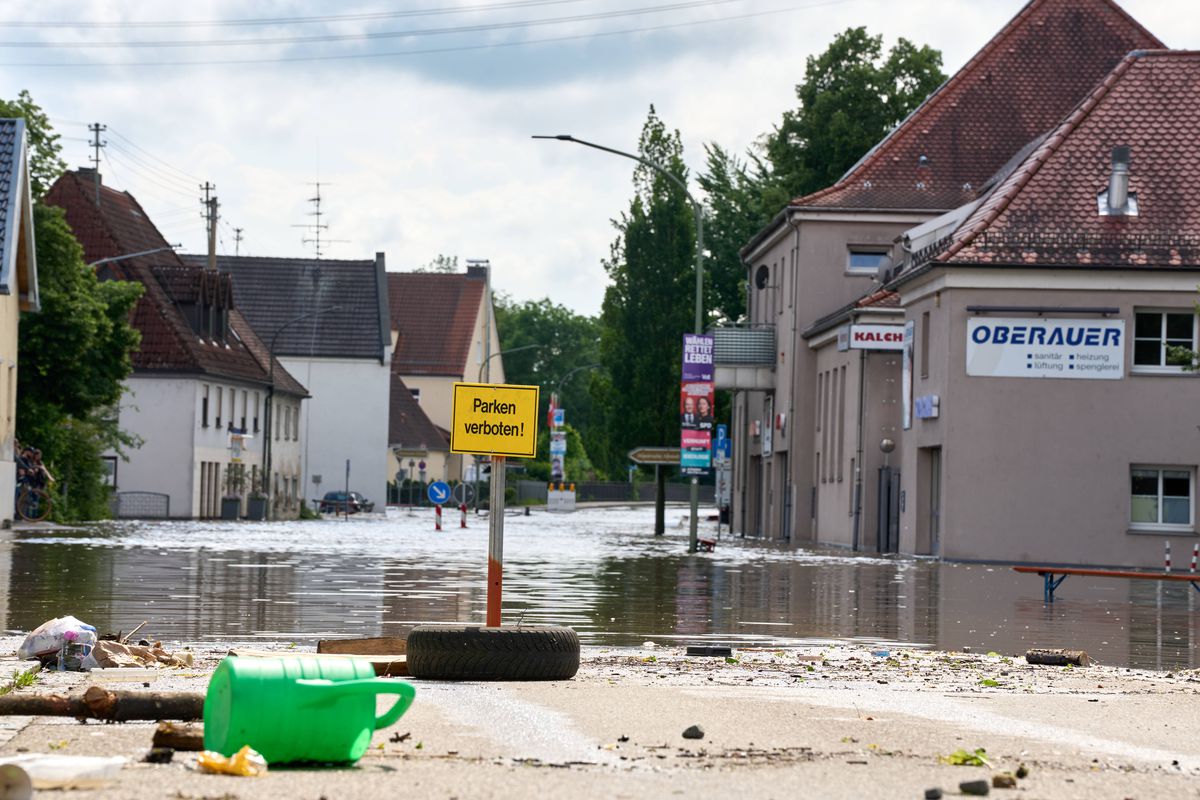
[779,452,791,541]
[928,448,942,556]
[876,466,901,553]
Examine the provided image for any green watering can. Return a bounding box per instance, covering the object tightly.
[203,656,416,764]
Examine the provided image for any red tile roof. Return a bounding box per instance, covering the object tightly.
[937,50,1200,268]
[44,170,306,396]
[388,272,486,377]
[389,369,449,451]
[792,0,1162,212]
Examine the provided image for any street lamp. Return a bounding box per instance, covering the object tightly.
[88,245,181,267]
[476,343,545,383]
[263,305,339,519]
[533,134,706,553]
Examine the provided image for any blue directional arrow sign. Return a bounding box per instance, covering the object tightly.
[426,481,451,505]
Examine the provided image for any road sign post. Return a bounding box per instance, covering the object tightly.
[628,447,681,538]
[450,382,539,629]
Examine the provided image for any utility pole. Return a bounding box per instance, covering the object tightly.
[87,123,106,204]
[233,227,244,257]
[201,182,218,272]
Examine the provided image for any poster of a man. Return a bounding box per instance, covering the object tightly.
[680,396,698,429]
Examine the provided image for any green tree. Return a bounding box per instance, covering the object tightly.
[416,254,458,273]
[765,27,946,198]
[593,106,697,475]
[0,90,66,200]
[697,29,945,323]
[2,94,144,520]
[18,205,143,520]
[493,294,604,472]
[697,143,776,324]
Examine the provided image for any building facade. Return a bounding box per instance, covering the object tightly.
[727,0,1198,566]
[47,170,308,519]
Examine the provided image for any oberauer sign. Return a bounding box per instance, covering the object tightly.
[966,318,1124,379]
[450,382,540,458]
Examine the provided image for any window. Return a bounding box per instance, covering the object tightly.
[1133,311,1196,371]
[240,390,248,431]
[215,386,222,429]
[409,388,420,402]
[293,405,300,441]
[847,248,890,275]
[274,401,280,441]
[253,392,260,432]
[1131,466,1193,530]
[202,385,210,428]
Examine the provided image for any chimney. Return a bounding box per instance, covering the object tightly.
[465,258,490,280]
[77,166,98,181]
[1106,146,1130,214]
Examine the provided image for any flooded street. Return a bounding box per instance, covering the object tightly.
[1,505,1195,670]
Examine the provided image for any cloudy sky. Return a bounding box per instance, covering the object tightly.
[2,0,1193,316]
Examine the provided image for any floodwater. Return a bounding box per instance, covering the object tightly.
[1,506,1196,670]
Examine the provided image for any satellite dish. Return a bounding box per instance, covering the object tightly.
[754,264,769,290]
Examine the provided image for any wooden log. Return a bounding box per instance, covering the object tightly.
[1025,648,1090,667]
[0,687,204,720]
[318,637,406,656]
[152,721,204,751]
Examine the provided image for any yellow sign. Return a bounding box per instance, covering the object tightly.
[450,382,540,458]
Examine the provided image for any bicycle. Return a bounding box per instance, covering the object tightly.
[15,484,51,522]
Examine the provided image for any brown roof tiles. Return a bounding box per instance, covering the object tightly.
[937,50,1200,268]
[44,170,307,396]
[792,0,1162,212]
[388,272,486,377]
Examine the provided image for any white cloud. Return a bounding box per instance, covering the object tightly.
[3,0,1195,315]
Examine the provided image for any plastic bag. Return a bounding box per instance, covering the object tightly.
[197,746,267,777]
[16,617,97,661]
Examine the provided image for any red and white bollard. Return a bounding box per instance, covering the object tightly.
[435,504,442,531]
[1164,540,1171,573]
[460,503,468,529]
[1190,542,1198,574]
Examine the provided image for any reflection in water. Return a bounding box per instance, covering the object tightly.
[2,507,1197,670]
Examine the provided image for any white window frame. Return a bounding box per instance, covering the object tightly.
[1131,309,1198,374]
[846,247,890,276]
[1130,465,1194,532]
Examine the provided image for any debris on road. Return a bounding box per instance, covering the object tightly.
[197,745,267,777]
[82,641,193,670]
[682,725,705,740]
[1025,648,1089,667]
[959,778,990,796]
[992,772,1017,788]
[0,687,204,721]
[0,754,124,790]
[923,789,943,800]
[685,645,732,658]
[152,722,204,752]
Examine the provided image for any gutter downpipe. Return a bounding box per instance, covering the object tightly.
[851,308,866,551]
[786,211,801,543]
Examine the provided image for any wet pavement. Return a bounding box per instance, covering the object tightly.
[0,505,1196,669]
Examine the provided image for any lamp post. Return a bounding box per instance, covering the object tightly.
[263,305,339,519]
[533,134,705,553]
[88,245,181,267]
[473,343,546,511]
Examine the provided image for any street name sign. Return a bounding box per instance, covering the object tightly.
[628,446,681,465]
[451,382,540,458]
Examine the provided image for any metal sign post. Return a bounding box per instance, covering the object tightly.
[450,382,538,630]
[487,455,506,626]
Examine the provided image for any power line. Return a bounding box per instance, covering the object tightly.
[105,139,197,192]
[3,2,839,67]
[103,148,198,199]
[0,0,592,29]
[106,127,202,183]
[0,0,755,49]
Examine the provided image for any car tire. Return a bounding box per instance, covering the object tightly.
[406,625,580,681]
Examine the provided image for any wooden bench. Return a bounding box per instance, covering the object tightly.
[1013,565,1200,602]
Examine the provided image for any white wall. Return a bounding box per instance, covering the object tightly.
[115,377,199,517]
[281,356,390,506]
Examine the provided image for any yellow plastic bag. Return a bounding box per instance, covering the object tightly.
[197,746,267,777]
